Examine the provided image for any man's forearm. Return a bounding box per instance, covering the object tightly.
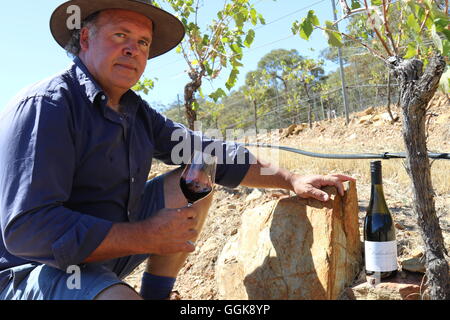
[240,157,295,191]
[240,154,356,202]
[83,207,197,264]
[83,222,144,263]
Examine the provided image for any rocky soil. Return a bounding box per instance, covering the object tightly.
[124,93,449,300]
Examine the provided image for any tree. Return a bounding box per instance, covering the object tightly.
[158,0,266,129]
[254,49,325,127]
[241,67,285,134]
[242,70,267,135]
[293,0,449,299]
[289,58,325,128]
[197,99,224,129]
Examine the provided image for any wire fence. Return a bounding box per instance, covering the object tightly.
[224,82,400,130]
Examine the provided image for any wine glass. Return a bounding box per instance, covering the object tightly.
[180,150,217,206]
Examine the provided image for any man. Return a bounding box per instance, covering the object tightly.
[0,0,354,300]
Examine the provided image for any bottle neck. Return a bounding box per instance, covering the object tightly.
[369,169,389,213]
[371,168,383,185]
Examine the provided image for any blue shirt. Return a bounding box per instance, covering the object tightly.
[0,57,252,274]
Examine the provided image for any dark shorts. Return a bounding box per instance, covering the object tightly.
[0,175,166,300]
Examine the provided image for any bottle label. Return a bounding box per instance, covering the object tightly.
[364,240,397,272]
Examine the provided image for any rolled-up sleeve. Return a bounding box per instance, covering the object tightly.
[0,95,112,270]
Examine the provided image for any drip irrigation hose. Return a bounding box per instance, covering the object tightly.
[244,143,450,160]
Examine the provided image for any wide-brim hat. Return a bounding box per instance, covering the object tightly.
[50,0,185,59]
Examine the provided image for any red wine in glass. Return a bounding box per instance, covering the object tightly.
[180,151,217,206]
[180,179,212,203]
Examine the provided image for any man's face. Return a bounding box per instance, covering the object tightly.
[80,9,153,95]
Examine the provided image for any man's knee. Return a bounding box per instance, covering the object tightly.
[94,284,142,300]
[162,167,188,208]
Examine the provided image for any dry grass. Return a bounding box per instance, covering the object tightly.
[246,95,450,197]
[249,146,450,196]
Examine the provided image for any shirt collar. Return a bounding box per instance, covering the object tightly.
[71,56,105,104]
[71,57,141,116]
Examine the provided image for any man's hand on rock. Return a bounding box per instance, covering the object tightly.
[289,174,356,202]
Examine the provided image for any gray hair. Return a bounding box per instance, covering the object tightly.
[65,11,101,57]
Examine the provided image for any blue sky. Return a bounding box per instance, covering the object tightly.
[0,0,345,111]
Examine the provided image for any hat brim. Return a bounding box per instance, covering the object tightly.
[50,0,185,59]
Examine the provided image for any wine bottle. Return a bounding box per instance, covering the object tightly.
[364,161,397,286]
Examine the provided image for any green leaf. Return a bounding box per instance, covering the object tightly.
[442,29,450,42]
[204,61,214,77]
[258,13,266,25]
[209,88,227,102]
[231,60,244,68]
[434,18,449,32]
[425,15,434,30]
[202,34,210,46]
[424,0,434,9]
[325,30,343,47]
[250,8,257,25]
[407,14,421,34]
[403,43,417,59]
[351,0,361,10]
[230,43,243,55]
[244,29,255,48]
[417,6,426,22]
[234,12,245,29]
[308,10,319,26]
[371,0,382,5]
[296,10,319,41]
[324,21,343,47]
[442,40,450,58]
[226,68,239,90]
[299,21,313,40]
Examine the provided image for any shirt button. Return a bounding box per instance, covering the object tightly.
[101,95,106,101]
[131,177,135,183]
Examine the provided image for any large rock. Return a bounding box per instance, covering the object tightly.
[216,181,362,300]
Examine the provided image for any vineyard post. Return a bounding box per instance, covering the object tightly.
[331,0,351,125]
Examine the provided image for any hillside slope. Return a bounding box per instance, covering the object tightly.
[124,93,449,300]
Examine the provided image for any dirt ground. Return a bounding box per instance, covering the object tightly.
[124,93,450,299]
